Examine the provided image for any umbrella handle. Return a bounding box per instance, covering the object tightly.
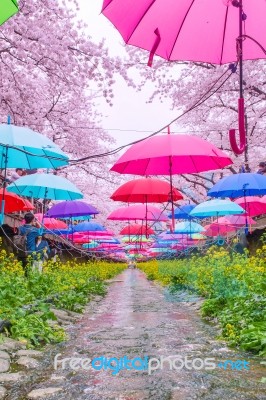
[148,28,161,67]
[229,98,246,155]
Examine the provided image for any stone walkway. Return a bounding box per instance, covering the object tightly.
[5,269,266,399]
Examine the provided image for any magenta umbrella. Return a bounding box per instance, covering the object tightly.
[102,1,266,155]
[107,204,168,222]
[234,196,266,217]
[111,132,232,229]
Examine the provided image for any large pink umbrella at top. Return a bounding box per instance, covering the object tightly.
[111,132,232,229]
[107,204,168,222]
[102,0,266,155]
[234,196,266,217]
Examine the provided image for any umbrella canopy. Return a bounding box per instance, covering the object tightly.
[102,0,265,64]
[111,134,232,175]
[33,213,68,230]
[0,0,18,26]
[0,124,68,169]
[171,221,205,234]
[111,177,183,203]
[204,223,237,237]
[234,196,266,217]
[119,223,155,236]
[208,173,266,198]
[107,204,168,221]
[217,215,256,227]
[168,204,196,220]
[158,232,183,241]
[46,200,99,218]
[73,221,107,233]
[0,189,34,213]
[7,173,83,200]
[121,236,153,243]
[82,241,99,249]
[190,199,245,218]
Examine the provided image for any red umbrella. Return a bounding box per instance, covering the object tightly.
[102,1,266,154]
[0,189,34,213]
[111,178,183,203]
[120,223,155,236]
[234,196,266,217]
[107,204,168,222]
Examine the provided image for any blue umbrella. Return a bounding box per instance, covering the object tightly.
[59,215,92,221]
[7,173,83,200]
[170,221,205,234]
[0,124,68,169]
[73,221,106,232]
[82,241,99,249]
[0,123,69,224]
[168,204,196,219]
[208,173,266,198]
[97,238,121,244]
[190,199,245,218]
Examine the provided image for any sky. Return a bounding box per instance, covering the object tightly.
[78,0,178,147]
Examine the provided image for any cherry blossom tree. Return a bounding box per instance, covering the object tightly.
[0,0,133,219]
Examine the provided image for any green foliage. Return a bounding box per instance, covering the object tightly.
[138,245,266,356]
[0,249,126,347]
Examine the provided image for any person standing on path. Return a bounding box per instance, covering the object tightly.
[18,212,42,274]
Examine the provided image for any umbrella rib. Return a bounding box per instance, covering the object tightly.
[220,6,229,65]
[168,0,195,61]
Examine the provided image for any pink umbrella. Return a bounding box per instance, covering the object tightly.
[217,215,256,227]
[204,223,237,237]
[107,204,168,221]
[34,213,67,230]
[111,134,232,175]
[234,196,266,217]
[102,0,266,155]
[111,132,232,229]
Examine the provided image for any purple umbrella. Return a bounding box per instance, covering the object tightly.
[46,200,99,218]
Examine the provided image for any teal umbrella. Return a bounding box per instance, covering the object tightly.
[7,173,83,201]
[82,241,99,249]
[0,124,68,169]
[0,0,18,26]
[0,123,69,224]
[190,199,245,218]
[171,221,205,234]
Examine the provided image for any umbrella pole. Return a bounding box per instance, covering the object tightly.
[244,190,248,234]
[229,0,246,155]
[169,157,175,232]
[71,216,73,242]
[0,146,8,226]
[168,126,175,232]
